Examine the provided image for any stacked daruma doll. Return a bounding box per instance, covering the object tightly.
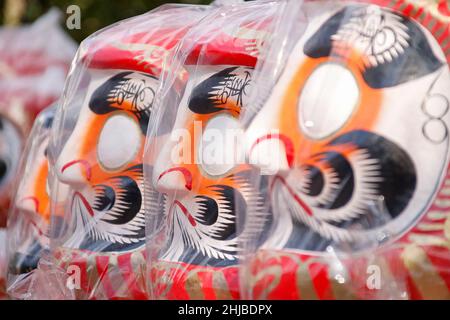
[45,5,208,300]
[145,1,282,300]
[241,0,450,299]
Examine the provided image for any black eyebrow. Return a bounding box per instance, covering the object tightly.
[89,71,156,134]
[89,72,132,115]
[188,67,252,114]
[303,5,443,88]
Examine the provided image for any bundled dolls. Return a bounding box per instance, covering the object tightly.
[6,0,450,300]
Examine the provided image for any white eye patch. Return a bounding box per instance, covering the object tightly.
[97,114,141,171]
[298,63,359,140]
[198,114,241,177]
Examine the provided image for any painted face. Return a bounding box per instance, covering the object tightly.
[50,69,157,299]
[145,3,283,300]
[8,107,54,277]
[47,4,211,299]
[54,70,157,251]
[149,64,265,299]
[247,3,450,250]
[138,2,284,299]
[243,1,450,299]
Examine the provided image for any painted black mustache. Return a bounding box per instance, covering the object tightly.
[195,184,244,241]
[93,165,143,226]
[292,130,417,221]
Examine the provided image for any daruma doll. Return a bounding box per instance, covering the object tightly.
[146,1,281,300]
[7,106,57,298]
[48,5,207,300]
[242,0,450,300]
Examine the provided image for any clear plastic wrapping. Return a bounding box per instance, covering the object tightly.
[238,0,450,300]
[144,0,284,300]
[43,4,209,300]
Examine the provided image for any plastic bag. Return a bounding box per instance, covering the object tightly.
[6,105,57,299]
[144,0,283,300]
[44,4,209,300]
[239,0,450,299]
[0,8,76,225]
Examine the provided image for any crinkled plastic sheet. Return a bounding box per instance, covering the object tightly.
[41,4,209,300]
[238,0,450,300]
[144,0,284,300]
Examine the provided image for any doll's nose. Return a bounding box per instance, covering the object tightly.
[56,159,92,185]
[18,196,40,213]
[155,167,192,194]
[248,133,293,175]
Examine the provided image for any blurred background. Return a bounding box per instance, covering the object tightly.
[0,0,213,42]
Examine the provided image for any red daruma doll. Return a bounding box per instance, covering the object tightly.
[241,0,450,299]
[145,1,281,300]
[47,5,207,300]
[6,105,63,299]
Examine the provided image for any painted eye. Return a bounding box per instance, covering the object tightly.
[0,116,22,186]
[298,63,359,140]
[97,114,141,171]
[198,114,241,177]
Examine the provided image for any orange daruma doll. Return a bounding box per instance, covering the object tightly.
[48,5,208,300]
